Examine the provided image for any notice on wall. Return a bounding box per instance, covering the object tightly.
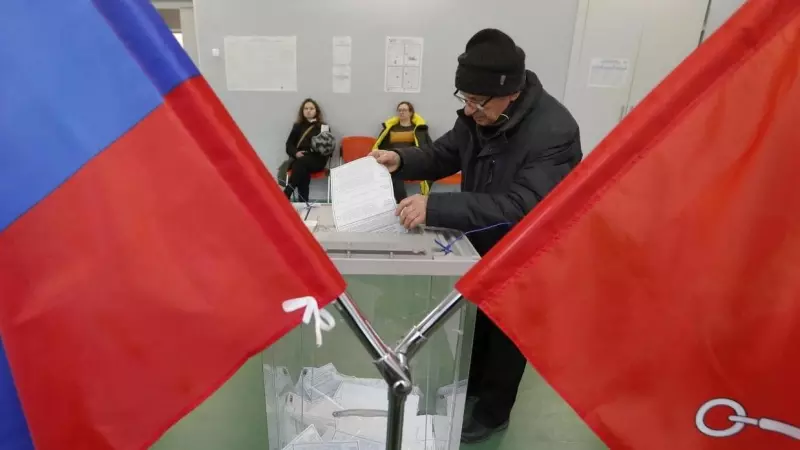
[332,36,352,94]
[333,36,352,66]
[588,58,630,88]
[333,66,352,94]
[224,36,297,92]
[384,37,423,93]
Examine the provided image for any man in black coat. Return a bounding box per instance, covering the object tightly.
[371,29,583,443]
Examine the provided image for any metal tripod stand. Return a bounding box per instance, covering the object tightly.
[334,289,465,450]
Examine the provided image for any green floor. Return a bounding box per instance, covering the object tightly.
[152,274,607,450]
[464,367,605,450]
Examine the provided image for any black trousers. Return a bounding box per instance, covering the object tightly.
[467,309,528,427]
[283,153,327,201]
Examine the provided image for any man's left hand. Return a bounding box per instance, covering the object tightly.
[396,195,428,229]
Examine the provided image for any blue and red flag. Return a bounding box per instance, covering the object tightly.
[457,0,800,448]
[0,1,345,449]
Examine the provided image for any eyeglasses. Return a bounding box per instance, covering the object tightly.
[453,90,493,111]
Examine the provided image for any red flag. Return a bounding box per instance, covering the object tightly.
[457,1,800,448]
[0,2,344,449]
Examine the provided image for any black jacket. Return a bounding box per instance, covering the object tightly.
[285,120,323,158]
[395,70,582,255]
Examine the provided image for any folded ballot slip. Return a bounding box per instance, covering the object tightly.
[289,442,360,450]
[330,430,384,450]
[296,364,343,404]
[283,391,341,433]
[274,363,455,450]
[282,424,323,449]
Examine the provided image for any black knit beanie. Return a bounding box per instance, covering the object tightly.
[455,29,526,97]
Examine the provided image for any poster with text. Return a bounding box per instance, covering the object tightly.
[224,36,297,92]
[384,37,423,93]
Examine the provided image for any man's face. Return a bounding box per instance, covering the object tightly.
[457,91,519,126]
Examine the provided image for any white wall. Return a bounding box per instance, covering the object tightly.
[705,0,747,39]
[178,8,199,66]
[192,0,580,174]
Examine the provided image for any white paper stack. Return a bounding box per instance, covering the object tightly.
[267,364,457,450]
[330,158,406,233]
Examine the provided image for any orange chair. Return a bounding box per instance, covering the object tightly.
[341,136,377,163]
[438,172,462,185]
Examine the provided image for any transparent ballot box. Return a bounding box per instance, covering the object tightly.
[153,205,480,450]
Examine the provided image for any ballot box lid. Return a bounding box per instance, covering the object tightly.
[294,204,480,276]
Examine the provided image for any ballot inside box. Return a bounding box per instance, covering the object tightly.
[263,205,480,450]
[266,363,461,450]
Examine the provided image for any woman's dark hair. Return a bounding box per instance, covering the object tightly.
[397,101,415,118]
[296,98,324,124]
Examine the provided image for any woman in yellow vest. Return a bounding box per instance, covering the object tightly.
[373,101,434,202]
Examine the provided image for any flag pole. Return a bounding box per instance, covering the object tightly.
[395,290,465,359]
[334,290,466,450]
[334,293,413,450]
[386,386,408,450]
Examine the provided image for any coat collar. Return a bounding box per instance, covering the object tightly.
[383,113,427,128]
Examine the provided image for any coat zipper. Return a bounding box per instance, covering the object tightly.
[485,158,496,188]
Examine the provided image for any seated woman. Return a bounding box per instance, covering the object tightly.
[373,101,433,203]
[280,98,333,201]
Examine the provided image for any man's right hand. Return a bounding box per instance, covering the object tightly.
[370,150,400,173]
[295,151,305,158]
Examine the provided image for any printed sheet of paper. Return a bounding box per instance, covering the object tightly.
[588,57,630,88]
[386,66,403,91]
[332,36,352,94]
[403,67,421,92]
[384,37,424,93]
[332,65,351,94]
[330,157,404,233]
[224,36,297,91]
[332,36,352,65]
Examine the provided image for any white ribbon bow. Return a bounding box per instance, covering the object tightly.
[282,296,335,347]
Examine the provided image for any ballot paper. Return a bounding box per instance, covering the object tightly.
[277,393,306,448]
[332,384,422,443]
[282,424,324,449]
[320,427,337,442]
[434,381,468,444]
[331,430,384,450]
[291,442,360,450]
[269,364,455,450]
[284,391,342,432]
[264,365,294,401]
[265,367,300,450]
[330,157,405,233]
[436,380,468,416]
[297,364,343,403]
[404,415,450,450]
[335,382,420,413]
